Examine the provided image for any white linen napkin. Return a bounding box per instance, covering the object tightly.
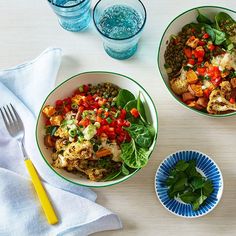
[0,48,122,236]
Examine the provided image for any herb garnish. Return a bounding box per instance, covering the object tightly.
[166,159,213,211]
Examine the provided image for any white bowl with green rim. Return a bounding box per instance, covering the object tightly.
[157,6,236,117]
[36,71,158,187]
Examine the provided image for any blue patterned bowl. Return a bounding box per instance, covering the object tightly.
[155,150,223,218]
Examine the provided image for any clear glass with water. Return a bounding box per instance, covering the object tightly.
[48,0,91,32]
[93,0,146,60]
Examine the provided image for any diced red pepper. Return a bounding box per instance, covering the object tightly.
[119,109,126,119]
[56,99,63,106]
[197,67,206,76]
[188,59,195,66]
[198,41,206,46]
[184,48,192,58]
[203,88,211,98]
[130,108,139,118]
[83,84,89,93]
[230,98,235,104]
[211,77,222,87]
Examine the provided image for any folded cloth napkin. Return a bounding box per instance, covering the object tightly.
[0,48,122,236]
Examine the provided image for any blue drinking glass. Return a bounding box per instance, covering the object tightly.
[93,0,146,60]
[48,0,91,32]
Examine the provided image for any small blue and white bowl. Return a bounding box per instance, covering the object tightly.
[155,150,223,218]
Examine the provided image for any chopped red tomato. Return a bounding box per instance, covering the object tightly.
[202,33,210,39]
[194,47,205,58]
[188,59,195,66]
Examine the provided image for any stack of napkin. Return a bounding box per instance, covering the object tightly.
[0,48,122,236]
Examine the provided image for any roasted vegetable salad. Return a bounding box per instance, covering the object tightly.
[165,10,236,114]
[42,83,156,181]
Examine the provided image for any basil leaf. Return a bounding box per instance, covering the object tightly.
[192,194,207,211]
[197,10,213,25]
[116,89,135,107]
[180,191,198,204]
[202,180,214,197]
[190,177,206,190]
[185,160,201,178]
[173,177,187,191]
[175,160,189,172]
[124,124,153,148]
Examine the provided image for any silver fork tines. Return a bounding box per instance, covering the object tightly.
[0,104,24,138]
[0,104,27,158]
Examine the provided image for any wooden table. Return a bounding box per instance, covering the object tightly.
[1,0,236,235]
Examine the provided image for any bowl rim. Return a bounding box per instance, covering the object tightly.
[157,5,236,118]
[154,150,224,218]
[35,70,159,188]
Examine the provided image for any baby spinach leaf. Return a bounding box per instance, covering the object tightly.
[103,169,121,181]
[215,12,235,30]
[116,89,135,107]
[121,163,130,176]
[121,139,150,168]
[213,28,226,45]
[204,24,216,42]
[197,10,213,25]
[124,124,153,148]
[137,92,147,122]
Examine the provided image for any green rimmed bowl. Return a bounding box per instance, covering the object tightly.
[157,6,236,118]
[36,71,158,187]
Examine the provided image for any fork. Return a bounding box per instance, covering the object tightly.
[0,104,58,225]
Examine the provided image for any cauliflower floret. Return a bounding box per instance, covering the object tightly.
[85,168,108,181]
[55,139,67,151]
[207,89,236,114]
[42,105,56,117]
[220,81,232,100]
[52,154,68,168]
[54,126,69,139]
[170,77,188,95]
[63,141,94,160]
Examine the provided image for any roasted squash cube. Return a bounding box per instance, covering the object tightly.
[42,105,56,117]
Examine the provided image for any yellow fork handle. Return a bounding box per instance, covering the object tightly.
[24,159,58,225]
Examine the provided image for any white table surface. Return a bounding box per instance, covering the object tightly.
[1,0,236,235]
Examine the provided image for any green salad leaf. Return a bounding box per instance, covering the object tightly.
[215,12,235,31]
[121,139,150,168]
[103,169,122,181]
[137,92,147,122]
[197,10,213,25]
[124,124,153,148]
[116,89,135,107]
